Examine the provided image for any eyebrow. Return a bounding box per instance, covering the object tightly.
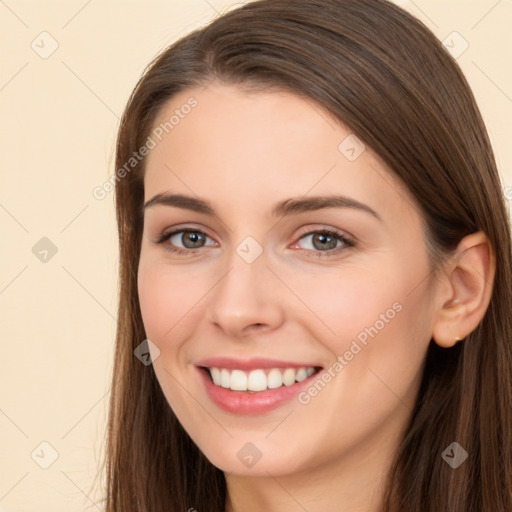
[143,192,383,222]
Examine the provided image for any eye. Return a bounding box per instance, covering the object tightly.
[292,228,354,258]
[154,225,355,258]
[155,228,217,255]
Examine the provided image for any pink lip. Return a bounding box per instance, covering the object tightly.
[196,366,322,415]
[195,356,321,371]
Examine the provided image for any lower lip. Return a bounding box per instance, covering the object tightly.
[197,367,320,415]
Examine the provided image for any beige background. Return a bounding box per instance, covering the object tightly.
[0,0,510,510]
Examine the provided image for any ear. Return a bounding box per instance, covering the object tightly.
[431,231,495,348]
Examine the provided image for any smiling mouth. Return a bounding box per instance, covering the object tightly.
[199,365,323,393]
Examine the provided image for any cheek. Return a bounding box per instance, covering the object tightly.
[288,260,432,403]
[285,267,406,351]
[137,259,208,343]
[137,259,209,419]
[289,279,430,463]
[339,279,430,409]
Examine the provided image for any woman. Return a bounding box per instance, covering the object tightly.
[103,0,512,510]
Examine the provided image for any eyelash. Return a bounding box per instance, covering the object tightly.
[155,226,355,258]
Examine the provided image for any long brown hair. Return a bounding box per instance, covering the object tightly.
[101,0,512,510]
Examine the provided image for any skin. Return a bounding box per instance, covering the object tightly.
[137,81,494,512]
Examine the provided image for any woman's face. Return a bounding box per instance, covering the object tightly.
[138,81,438,477]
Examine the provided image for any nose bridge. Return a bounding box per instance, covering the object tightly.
[206,236,284,335]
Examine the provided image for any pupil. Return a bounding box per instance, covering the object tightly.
[313,233,336,250]
[184,231,204,248]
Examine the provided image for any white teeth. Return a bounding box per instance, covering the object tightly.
[282,368,296,386]
[247,369,267,391]
[295,368,308,382]
[206,366,318,392]
[230,369,247,391]
[210,367,221,386]
[220,368,231,388]
[267,368,283,389]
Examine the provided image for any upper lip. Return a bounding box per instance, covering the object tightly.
[195,357,323,371]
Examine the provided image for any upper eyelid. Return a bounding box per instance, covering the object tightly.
[162,224,217,242]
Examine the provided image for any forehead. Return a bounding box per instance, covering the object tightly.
[143,82,416,223]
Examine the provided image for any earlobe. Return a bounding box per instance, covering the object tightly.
[431,231,495,348]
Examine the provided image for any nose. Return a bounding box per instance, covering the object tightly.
[206,247,286,338]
